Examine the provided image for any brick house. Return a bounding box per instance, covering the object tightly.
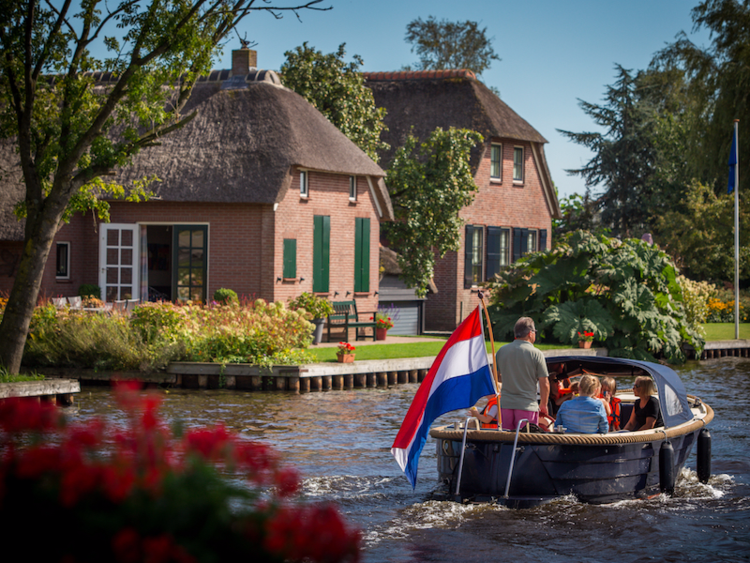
[365,70,561,331]
[0,49,393,314]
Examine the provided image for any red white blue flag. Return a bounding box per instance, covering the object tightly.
[391,305,495,488]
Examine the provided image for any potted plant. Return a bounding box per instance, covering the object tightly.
[372,312,394,341]
[288,292,335,345]
[577,330,595,349]
[336,342,356,363]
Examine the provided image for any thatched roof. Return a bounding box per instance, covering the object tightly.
[117,77,391,212]
[0,73,394,241]
[364,70,559,218]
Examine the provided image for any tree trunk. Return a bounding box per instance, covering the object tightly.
[0,206,63,374]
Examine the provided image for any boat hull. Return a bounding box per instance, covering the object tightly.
[433,425,704,505]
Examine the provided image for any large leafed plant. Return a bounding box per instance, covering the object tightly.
[485,230,704,362]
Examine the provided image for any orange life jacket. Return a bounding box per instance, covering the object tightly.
[480,395,499,429]
[608,396,622,431]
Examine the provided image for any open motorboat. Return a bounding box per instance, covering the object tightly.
[429,356,714,508]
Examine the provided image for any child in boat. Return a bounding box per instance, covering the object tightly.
[547,367,573,417]
[468,393,499,429]
[554,374,608,434]
[601,376,622,431]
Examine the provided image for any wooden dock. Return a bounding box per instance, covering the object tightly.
[700,339,750,360]
[35,349,600,392]
[0,379,80,405]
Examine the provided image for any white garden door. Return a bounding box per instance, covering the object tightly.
[99,224,140,301]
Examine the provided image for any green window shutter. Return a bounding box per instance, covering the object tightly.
[354,218,370,292]
[283,239,296,279]
[313,216,330,293]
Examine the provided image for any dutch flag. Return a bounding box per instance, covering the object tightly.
[391,305,496,488]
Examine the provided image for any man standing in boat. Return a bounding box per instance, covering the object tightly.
[496,317,550,431]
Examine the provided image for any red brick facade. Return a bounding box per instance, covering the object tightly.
[426,138,555,330]
[0,169,381,313]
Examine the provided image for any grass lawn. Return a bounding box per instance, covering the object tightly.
[702,323,750,341]
[306,340,571,363]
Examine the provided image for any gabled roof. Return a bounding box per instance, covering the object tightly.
[364,70,560,218]
[0,72,394,241]
[365,70,547,166]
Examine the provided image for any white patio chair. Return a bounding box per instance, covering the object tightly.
[67,296,82,310]
[52,297,67,309]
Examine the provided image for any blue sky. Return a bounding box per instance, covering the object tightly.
[214,0,710,200]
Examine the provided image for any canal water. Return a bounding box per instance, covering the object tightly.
[73,358,750,563]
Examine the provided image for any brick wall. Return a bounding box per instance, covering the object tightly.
[426,139,554,331]
[274,169,380,314]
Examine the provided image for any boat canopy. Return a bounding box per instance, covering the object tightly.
[544,356,694,429]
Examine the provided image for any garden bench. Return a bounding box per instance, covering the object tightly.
[327,300,378,342]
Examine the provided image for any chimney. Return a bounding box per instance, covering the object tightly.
[232,48,257,76]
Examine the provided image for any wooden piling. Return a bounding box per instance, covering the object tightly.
[322,376,332,391]
[377,372,388,387]
[367,373,377,387]
[275,376,286,392]
[311,376,322,391]
[344,374,354,389]
[409,370,418,383]
[299,377,310,393]
[288,376,300,393]
[332,375,344,390]
[354,374,366,388]
[387,372,397,385]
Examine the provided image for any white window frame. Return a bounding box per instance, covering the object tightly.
[56,241,70,279]
[349,175,357,201]
[526,229,538,254]
[490,143,502,181]
[300,170,309,198]
[513,146,524,183]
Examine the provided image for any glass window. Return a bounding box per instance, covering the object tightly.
[56,242,70,278]
[513,147,524,182]
[491,144,502,180]
[464,225,483,288]
[486,227,510,280]
[300,170,308,197]
[349,176,357,200]
[527,230,537,254]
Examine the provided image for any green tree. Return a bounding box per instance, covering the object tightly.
[0,0,327,374]
[655,180,750,282]
[485,230,703,363]
[403,16,500,76]
[653,0,750,189]
[280,42,388,162]
[552,192,608,240]
[383,127,484,297]
[558,65,657,238]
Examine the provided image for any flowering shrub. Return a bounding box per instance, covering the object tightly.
[181,299,315,367]
[336,342,356,357]
[677,275,714,331]
[577,330,595,343]
[288,292,334,319]
[23,300,316,371]
[706,296,749,323]
[0,385,361,562]
[372,312,394,330]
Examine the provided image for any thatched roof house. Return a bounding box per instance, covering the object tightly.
[0,49,392,320]
[364,69,560,331]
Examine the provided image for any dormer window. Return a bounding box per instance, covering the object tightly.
[513,147,524,183]
[300,170,309,197]
[491,144,502,181]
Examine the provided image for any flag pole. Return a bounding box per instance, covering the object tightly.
[476,291,501,429]
[734,119,740,340]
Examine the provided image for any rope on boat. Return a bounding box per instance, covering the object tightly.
[429,404,714,445]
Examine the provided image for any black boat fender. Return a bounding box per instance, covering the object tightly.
[697,427,712,484]
[659,440,676,495]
